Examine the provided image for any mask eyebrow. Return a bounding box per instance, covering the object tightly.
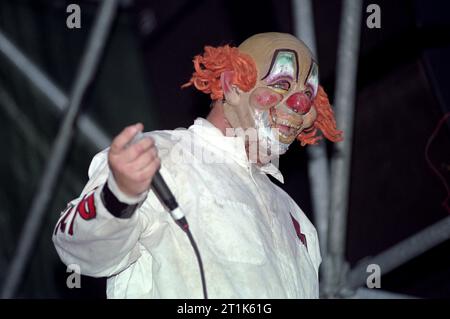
[261,49,300,82]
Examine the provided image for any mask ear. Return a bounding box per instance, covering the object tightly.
[220,70,241,105]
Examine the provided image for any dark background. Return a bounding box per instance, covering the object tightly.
[0,0,449,298]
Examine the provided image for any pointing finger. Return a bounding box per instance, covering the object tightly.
[110,123,143,154]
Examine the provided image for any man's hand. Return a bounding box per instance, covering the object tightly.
[108,123,160,197]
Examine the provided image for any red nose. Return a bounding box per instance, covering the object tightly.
[286,92,312,114]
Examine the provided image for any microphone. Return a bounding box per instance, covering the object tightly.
[151,171,188,230]
[128,131,188,230]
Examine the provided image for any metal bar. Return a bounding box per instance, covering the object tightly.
[1,0,119,298]
[341,216,450,293]
[292,0,317,55]
[292,0,331,261]
[0,85,84,192]
[323,0,363,297]
[0,29,110,150]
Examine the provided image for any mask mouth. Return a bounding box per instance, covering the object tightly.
[253,108,290,156]
[269,108,302,139]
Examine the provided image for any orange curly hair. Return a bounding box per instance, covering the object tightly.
[297,86,343,145]
[181,45,257,100]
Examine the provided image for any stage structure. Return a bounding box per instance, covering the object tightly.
[0,0,448,298]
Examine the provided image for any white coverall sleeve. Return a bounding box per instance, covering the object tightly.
[52,149,148,277]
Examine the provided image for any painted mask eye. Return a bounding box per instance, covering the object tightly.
[269,80,291,93]
[304,88,313,99]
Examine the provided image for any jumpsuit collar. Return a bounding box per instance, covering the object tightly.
[188,118,284,183]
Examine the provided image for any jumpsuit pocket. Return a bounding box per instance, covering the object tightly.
[197,195,266,265]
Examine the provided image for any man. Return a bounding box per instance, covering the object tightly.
[53,32,342,298]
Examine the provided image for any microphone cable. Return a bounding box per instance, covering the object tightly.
[151,181,208,299]
[179,218,208,299]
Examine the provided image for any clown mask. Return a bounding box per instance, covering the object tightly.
[222,33,319,158]
[183,32,342,162]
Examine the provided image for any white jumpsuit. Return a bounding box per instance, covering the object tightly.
[53,118,321,298]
